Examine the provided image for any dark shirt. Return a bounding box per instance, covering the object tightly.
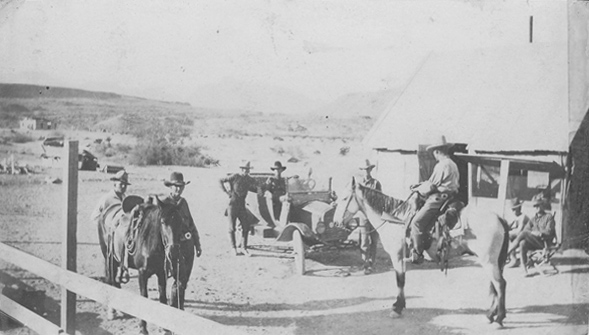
[527,211,556,242]
[362,177,382,191]
[220,173,259,200]
[160,194,200,245]
[265,176,286,200]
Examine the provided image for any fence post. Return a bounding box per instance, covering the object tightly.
[62,141,78,334]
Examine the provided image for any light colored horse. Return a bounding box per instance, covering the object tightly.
[333,177,510,326]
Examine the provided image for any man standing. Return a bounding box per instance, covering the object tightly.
[160,172,202,258]
[90,170,131,282]
[506,198,530,268]
[220,162,260,256]
[507,194,555,276]
[357,160,382,275]
[409,136,460,264]
[265,161,287,223]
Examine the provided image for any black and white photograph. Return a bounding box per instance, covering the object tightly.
[0,0,588,334]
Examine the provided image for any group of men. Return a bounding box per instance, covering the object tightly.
[91,134,556,278]
[219,160,288,256]
[90,170,202,282]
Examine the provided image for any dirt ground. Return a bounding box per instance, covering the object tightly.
[1,137,588,335]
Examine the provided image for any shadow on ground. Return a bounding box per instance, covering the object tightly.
[184,295,589,335]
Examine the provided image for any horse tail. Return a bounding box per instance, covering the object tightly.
[497,217,510,272]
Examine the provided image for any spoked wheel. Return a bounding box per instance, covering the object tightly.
[292,229,305,275]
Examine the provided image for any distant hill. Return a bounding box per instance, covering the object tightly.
[0,83,123,100]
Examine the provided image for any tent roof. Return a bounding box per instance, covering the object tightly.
[364,43,568,153]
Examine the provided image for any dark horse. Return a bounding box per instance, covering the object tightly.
[333,177,509,326]
[98,196,195,334]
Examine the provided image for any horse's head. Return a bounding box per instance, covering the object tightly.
[153,197,187,276]
[333,177,362,228]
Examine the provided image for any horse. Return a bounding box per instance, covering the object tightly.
[98,196,195,334]
[333,177,510,326]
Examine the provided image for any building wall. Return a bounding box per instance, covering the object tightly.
[564,0,589,249]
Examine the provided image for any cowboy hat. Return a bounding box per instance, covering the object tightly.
[359,159,376,170]
[531,194,547,208]
[509,198,523,209]
[240,161,253,170]
[164,172,190,187]
[271,161,286,171]
[110,170,131,185]
[426,135,454,152]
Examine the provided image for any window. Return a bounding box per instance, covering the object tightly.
[471,163,499,198]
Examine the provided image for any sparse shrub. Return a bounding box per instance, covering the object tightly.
[130,137,217,167]
[11,132,34,143]
[270,145,285,155]
[339,146,350,156]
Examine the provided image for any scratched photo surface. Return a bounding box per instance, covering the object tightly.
[0,1,588,334]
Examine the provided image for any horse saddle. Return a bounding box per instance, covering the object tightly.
[107,196,144,263]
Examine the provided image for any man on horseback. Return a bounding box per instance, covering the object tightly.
[357,159,382,275]
[409,136,460,264]
[160,172,202,258]
[220,161,261,256]
[90,170,131,282]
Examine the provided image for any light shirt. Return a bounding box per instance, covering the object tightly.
[428,156,460,194]
[90,190,125,223]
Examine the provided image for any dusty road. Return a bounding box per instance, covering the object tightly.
[1,164,588,335]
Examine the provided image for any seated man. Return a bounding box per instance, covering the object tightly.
[507,194,555,276]
[506,198,530,268]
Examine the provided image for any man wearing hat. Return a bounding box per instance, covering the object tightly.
[220,161,261,256]
[357,159,382,275]
[264,161,287,222]
[91,170,131,232]
[506,198,530,268]
[161,172,202,258]
[507,194,555,276]
[409,136,460,264]
[90,170,131,282]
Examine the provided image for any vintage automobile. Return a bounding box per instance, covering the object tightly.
[246,171,353,275]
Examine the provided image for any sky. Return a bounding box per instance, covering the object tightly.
[0,0,567,114]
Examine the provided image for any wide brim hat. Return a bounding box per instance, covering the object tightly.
[509,198,523,209]
[359,159,376,170]
[426,135,454,152]
[531,194,547,208]
[110,170,131,185]
[164,171,190,187]
[240,161,253,170]
[271,161,286,171]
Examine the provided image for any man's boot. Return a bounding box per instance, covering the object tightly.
[230,233,240,256]
[241,230,251,257]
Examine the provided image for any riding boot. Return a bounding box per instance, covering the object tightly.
[241,229,251,257]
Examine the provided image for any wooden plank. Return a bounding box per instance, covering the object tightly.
[497,160,510,217]
[62,141,78,334]
[0,295,68,335]
[0,243,247,335]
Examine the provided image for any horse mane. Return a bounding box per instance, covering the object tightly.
[357,183,406,215]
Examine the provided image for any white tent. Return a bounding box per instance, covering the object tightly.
[364,43,568,154]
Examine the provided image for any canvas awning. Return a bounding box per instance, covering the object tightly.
[454,153,566,178]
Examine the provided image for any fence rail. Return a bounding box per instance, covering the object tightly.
[0,242,247,335]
